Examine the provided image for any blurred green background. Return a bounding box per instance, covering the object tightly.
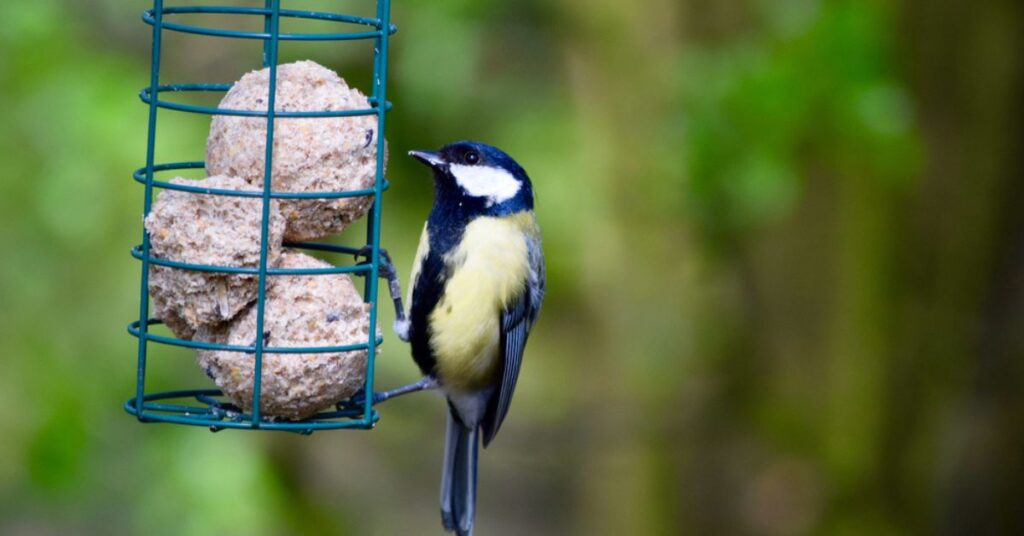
[1,0,1022,534]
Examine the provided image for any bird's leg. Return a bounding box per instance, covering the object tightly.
[357,376,439,405]
[355,246,410,342]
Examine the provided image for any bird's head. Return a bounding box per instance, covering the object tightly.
[409,141,534,214]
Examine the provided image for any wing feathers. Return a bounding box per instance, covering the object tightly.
[480,229,544,446]
[481,289,533,445]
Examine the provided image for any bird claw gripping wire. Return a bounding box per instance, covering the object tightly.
[354,246,409,341]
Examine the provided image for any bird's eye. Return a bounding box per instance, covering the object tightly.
[464,151,480,165]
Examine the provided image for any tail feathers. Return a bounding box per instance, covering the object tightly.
[441,411,479,536]
[440,416,458,531]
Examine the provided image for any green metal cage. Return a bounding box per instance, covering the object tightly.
[125,0,395,434]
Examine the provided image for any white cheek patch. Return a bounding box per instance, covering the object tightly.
[449,164,521,206]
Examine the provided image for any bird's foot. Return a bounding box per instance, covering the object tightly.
[354,245,408,341]
[353,245,396,280]
[350,377,439,406]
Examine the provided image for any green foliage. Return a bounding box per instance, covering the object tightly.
[682,1,921,239]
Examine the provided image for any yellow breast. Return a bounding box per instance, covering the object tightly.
[429,213,533,390]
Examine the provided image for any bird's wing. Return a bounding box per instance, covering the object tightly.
[481,232,545,446]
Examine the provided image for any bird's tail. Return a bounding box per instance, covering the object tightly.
[440,409,479,536]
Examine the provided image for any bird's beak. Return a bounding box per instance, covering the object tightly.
[408,150,446,170]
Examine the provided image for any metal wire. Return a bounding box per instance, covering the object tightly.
[139,84,393,117]
[131,162,391,198]
[125,1,394,433]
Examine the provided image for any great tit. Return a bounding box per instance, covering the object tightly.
[371,141,544,536]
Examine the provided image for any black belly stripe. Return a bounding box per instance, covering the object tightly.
[408,247,446,377]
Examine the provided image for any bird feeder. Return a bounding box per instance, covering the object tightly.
[125,0,395,434]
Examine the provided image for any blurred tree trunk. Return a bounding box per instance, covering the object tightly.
[557,0,690,534]
[898,0,1024,534]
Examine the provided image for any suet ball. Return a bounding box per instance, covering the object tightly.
[145,175,285,338]
[205,60,383,241]
[195,251,372,419]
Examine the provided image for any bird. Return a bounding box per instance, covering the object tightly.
[373,140,544,536]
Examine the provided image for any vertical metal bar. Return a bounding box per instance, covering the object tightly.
[135,0,164,421]
[364,9,383,299]
[251,0,282,427]
[362,0,392,425]
[261,0,273,67]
